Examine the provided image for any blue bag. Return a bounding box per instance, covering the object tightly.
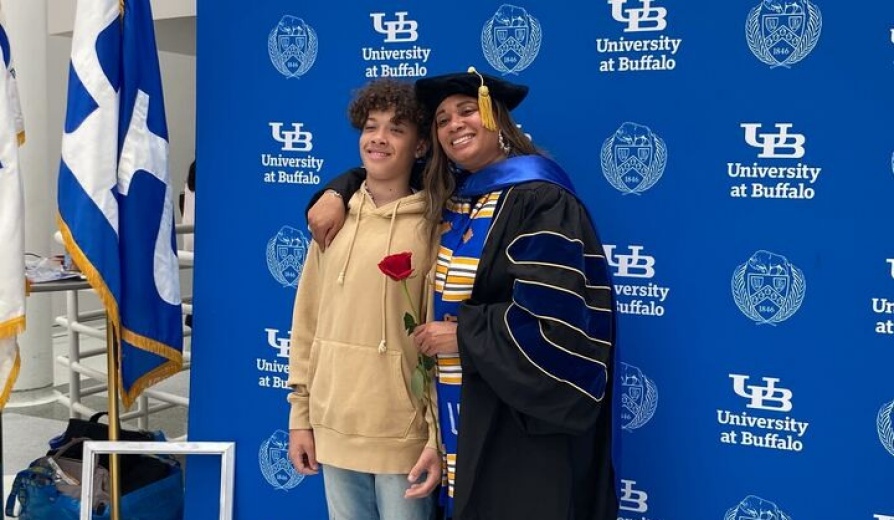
[4,438,184,520]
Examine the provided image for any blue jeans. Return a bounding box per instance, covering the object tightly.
[322,465,436,520]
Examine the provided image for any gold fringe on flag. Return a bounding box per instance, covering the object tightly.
[0,350,20,408]
[0,315,24,339]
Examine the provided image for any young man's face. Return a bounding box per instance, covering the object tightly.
[359,108,425,181]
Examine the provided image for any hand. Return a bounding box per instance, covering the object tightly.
[412,321,459,357]
[404,447,441,499]
[288,429,319,475]
[307,191,346,251]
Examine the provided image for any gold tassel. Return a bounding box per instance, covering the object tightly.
[468,67,497,132]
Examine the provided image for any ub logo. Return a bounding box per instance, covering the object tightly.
[266,226,311,288]
[608,0,668,33]
[270,122,314,152]
[259,430,305,490]
[878,399,894,457]
[601,122,667,195]
[746,0,822,68]
[730,374,793,412]
[370,12,419,43]
[265,328,290,359]
[618,479,649,513]
[619,362,658,432]
[741,123,806,159]
[481,4,542,74]
[268,15,318,79]
[604,244,655,278]
[732,250,806,325]
[725,495,792,520]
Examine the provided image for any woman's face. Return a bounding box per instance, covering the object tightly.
[434,94,503,173]
[359,108,425,182]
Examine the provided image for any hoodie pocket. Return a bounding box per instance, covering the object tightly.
[308,340,422,439]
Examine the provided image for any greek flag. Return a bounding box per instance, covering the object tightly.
[0,2,25,409]
[57,0,182,408]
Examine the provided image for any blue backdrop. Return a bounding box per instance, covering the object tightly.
[188,1,894,518]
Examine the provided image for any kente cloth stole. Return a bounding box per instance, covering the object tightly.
[432,189,502,511]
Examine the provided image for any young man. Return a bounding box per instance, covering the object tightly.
[286,78,441,520]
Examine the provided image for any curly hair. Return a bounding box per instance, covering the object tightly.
[347,78,429,132]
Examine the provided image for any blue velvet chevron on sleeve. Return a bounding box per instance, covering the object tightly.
[505,231,613,401]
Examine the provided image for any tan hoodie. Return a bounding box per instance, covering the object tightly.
[287,186,438,474]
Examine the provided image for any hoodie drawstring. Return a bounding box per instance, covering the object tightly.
[337,194,365,286]
[378,199,401,354]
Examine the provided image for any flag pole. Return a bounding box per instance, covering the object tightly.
[105,318,121,520]
[109,0,123,514]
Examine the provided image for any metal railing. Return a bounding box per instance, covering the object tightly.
[52,224,194,438]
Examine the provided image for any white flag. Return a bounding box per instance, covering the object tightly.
[0,1,25,409]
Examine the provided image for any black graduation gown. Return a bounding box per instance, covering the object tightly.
[453,181,617,520]
[311,171,618,520]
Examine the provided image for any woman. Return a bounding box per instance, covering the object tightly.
[287,78,441,520]
[308,69,618,520]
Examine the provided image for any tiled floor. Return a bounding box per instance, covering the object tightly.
[2,326,190,518]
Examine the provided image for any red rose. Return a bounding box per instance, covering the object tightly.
[378,251,433,403]
[378,252,414,281]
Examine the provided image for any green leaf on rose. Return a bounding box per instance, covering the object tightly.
[410,366,425,398]
[403,312,417,335]
[422,355,436,371]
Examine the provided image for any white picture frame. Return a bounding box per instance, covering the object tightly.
[79,441,235,520]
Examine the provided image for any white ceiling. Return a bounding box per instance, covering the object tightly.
[48,0,196,56]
